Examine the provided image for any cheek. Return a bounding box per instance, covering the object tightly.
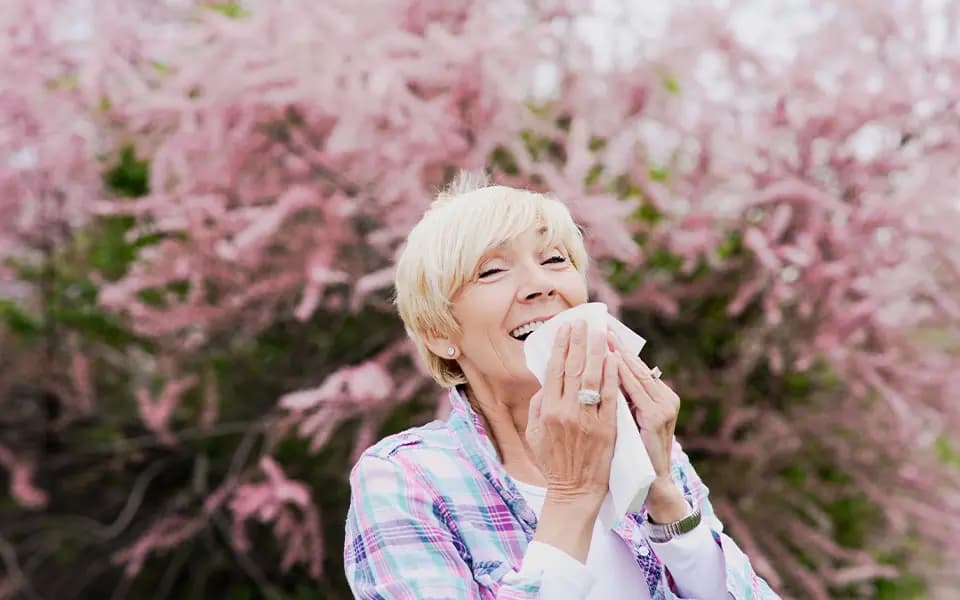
[562,272,589,303]
[455,292,510,346]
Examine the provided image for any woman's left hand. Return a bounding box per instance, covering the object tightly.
[607,329,689,522]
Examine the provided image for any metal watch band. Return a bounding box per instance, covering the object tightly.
[644,495,702,543]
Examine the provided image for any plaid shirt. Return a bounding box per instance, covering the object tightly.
[344,386,779,599]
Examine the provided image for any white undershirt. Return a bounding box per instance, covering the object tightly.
[513,479,728,599]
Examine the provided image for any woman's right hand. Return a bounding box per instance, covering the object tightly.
[525,318,620,507]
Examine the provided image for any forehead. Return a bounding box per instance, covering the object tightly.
[481,225,552,257]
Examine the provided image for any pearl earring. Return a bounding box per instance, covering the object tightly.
[446,347,456,357]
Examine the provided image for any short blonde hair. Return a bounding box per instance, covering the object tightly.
[393,172,590,388]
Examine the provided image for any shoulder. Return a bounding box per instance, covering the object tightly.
[360,419,460,460]
[350,419,466,485]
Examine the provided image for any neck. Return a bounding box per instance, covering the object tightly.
[463,377,547,487]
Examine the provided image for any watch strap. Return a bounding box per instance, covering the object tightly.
[644,495,702,543]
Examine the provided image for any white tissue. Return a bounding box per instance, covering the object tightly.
[523,302,657,528]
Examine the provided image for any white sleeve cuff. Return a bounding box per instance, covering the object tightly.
[648,519,727,600]
[518,541,596,599]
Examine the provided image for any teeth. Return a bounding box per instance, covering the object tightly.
[510,320,546,339]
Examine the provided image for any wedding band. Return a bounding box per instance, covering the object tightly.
[577,389,601,405]
[650,367,662,379]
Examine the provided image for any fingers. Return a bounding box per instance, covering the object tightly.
[544,323,571,403]
[528,389,544,426]
[598,353,619,427]
[562,319,589,405]
[630,354,679,409]
[608,331,662,400]
[579,325,606,396]
[617,355,652,416]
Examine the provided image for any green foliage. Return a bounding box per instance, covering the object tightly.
[936,434,960,468]
[490,146,519,175]
[104,145,150,198]
[827,496,881,548]
[647,166,669,182]
[0,298,44,340]
[584,163,603,185]
[661,72,681,95]
[208,2,252,19]
[717,230,743,258]
[874,573,926,599]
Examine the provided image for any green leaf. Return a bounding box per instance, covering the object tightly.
[827,496,880,548]
[0,299,44,339]
[780,465,806,486]
[633,203,662,225]
[648,248,683,271]
[663,73,681,94]
[935,434,960,468]
[208,2,251,19]
[611,174,642,199]
[605,259,642,293]
[104,145,149,198]
[490,146,520,176]
[874,574,925,599]
[520,130,552,161]
[86,216,137,279]
[717,231,743,259]
[648,166,669,182]
[584,163,603,186]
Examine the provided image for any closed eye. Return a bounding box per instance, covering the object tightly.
[478,256,566,279]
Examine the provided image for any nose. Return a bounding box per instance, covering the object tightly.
[516,263,557,302]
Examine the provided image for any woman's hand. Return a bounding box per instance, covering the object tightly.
[526,319,620,563]
[608,330,689,523]
[526,319,620,506]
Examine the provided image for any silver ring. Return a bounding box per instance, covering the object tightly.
[650,367,662,379]
[577,389,601,405]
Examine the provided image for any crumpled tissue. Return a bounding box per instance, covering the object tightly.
[522,302,657,528]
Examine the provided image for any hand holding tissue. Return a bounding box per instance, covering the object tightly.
[523,302,658,528]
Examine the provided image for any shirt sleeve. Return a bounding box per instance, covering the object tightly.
[345,452,584,599]
[523,541,596,599]
[662,438,782,600]
[649,517,726,599]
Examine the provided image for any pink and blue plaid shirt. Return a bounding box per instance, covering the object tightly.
[344,385,779,599]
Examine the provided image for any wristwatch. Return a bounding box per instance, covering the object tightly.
[644,494,702,543]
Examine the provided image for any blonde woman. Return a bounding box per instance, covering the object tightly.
[344,173,778,599]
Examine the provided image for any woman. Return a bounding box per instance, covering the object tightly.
[344,173,779,599]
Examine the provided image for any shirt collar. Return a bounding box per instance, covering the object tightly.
[447,385,640,535]
[446,385,539,532]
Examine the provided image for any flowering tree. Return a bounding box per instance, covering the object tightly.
[1,0,959,598]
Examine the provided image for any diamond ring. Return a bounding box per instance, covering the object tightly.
[650,366,662,379]
[577,389,601,405]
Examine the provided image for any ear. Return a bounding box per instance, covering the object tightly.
[424,334,457,359]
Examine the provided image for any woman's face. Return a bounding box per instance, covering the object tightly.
[449,225,588,386]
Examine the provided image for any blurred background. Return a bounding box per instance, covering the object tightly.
[2,0,960,598]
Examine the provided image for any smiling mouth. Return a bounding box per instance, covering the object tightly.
[509,320,549,342]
